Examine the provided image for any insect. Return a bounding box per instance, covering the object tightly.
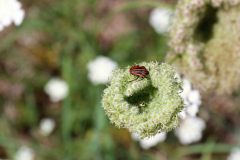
[129,65,149,82]
[139,102,146,107]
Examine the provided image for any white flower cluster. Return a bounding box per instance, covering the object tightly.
[44,78,69,102]
[132,132,167,149]
[14,146,34,160]
[0,0,25,31]
[87,56,118,85]
[175,116,205,145]
[227,148,240,160]
[167,0,240,93]
[211,0,240,6]
[149,7,173,34]
[102,62,184,138]
[39,118,56,136]
[179,78,202,118]
[174,77,206,145]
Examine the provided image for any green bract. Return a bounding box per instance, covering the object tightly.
[101,62,184,138]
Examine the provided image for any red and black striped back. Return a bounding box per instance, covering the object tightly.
[129,65,149,78]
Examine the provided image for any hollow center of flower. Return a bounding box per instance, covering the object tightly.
[124,84,158,108]
[194,5,218,43]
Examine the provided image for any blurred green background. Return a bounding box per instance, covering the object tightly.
[0,0,239,160]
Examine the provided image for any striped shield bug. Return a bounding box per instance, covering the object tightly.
[129,65,149,82]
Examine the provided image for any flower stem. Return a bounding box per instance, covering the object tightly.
[168,54,181,64]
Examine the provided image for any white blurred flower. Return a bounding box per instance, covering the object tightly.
[0,0,25,31]
[188,90,202,105]
[39,118,56,136]
[179,77,202,118]
[186,103,199,117]
[176,76,205,145]
[180,110,187,119]
[131,132,167,149]
[131,132,140,141]
[175,116,206,145]
[227,148,240,160]
[149,7,173,34]
[14,146,34,160]
[87,56,118,85]
[180,79,192,100]
[44,78,69,102]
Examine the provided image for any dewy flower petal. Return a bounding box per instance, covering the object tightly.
[44,78,69,102]
[87,56,118,85]
[175,116,206,145]
[0,0,25,31]
[149,7,173,34]
[101,62,184,138]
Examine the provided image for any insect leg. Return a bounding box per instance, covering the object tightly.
[128,76,139,83]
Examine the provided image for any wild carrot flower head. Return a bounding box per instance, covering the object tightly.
[167,0,240,94]
[101,62,184,138]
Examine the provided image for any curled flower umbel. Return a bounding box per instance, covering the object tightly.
[101,62,184,138]
[167,0,240,94]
